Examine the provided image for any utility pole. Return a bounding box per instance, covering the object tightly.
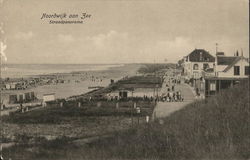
[241,48,243,57]
[215,43,218,54]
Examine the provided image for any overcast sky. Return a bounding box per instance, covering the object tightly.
[0,0,248,64]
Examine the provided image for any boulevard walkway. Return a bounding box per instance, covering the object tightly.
[152,80,195,119]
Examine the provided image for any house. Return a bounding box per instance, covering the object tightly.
[215,52,249,78]
[204,52,249,97]
[181,49,215,79]
[105,75,162,100]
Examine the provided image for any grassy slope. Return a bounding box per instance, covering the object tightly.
[3,102,153,124]
[83,81,250,160]
[3,81,250,160]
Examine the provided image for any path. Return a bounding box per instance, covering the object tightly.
[153,80,195,119]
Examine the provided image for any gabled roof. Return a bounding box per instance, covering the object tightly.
[217,56,238,65]
[187,49,215,62]
[223,56,249,72]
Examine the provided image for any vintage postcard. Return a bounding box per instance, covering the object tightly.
[0,0,249,159]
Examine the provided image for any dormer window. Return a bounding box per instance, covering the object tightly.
[200,52,202,61]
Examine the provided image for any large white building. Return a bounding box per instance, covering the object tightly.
[182,49,215,79]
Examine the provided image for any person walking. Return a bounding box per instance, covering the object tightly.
[169,92,173,102]
[172,85,175,91]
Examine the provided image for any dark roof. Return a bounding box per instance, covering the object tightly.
[43,93,55,96]
[216,52,224,56]
[187,49,215,62]
[217,56,238,65]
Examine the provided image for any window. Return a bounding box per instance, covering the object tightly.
[193,64,199,70]
[210,81,216,91]
[245,66,250,75]
[234,66,240,75]
[203,63,209,70]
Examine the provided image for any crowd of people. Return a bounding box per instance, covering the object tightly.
[160,91,184,102]
[160,74,184,102]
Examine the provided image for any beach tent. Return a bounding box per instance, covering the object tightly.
[43,93,56,102]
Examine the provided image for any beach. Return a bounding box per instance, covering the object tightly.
[1,64,142,105]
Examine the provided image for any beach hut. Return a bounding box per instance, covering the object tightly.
[9,95,18,104]
[25,92,31,101]
[17,94,25,103]
[43,93,56,106]
[30,92,35,100]
[5,84,11,90]
[10,83,16,90]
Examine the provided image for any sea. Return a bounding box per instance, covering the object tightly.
[1,63,124,78]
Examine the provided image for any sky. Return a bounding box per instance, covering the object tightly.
[0,0,249,64]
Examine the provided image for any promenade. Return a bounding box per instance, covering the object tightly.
[153,77,195,119]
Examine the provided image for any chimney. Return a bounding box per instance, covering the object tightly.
[236,50,239,56]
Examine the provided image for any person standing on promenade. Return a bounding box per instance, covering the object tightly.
[172,85,175,91]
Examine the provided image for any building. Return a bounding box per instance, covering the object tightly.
[4,82,27,90]
[204,52,249,97]
[106,87,159,100]
[106,89,133,100]
[181,49,215,79]
[8,92,36,104]
[214,52,249,78]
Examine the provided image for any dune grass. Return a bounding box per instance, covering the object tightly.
[2,81,250,160]
[2,100,154,124]
[77,81,249,159]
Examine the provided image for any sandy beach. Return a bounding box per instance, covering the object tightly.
[1,64,142,105]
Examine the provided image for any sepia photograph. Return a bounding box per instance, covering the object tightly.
[0,0,249,159]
